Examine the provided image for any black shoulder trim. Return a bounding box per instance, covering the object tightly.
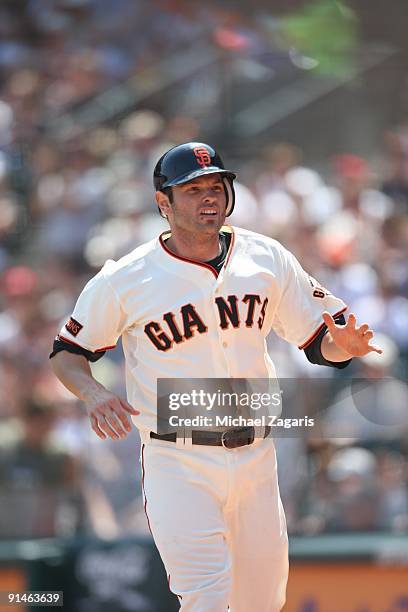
[49,337,106,363]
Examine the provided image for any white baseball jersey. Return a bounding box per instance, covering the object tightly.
[58,225,347,433]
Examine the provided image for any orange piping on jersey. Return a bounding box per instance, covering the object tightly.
[298,306,348,350]
[159,225,235,279]
[159,232,218,278]
[57,334,116,353]
[94,345,116,353]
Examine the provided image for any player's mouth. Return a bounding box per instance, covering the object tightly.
[199,208,218,218]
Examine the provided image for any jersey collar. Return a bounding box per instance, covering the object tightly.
[158,225,235,279]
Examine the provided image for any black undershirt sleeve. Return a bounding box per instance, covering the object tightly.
[49,337,106,363]
[303,313,352,369]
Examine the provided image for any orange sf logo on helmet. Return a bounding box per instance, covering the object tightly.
[193,146,211,168]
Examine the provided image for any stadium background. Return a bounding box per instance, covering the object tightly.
[0,1,407,610]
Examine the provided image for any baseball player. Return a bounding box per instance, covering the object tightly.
[50,142,382,611]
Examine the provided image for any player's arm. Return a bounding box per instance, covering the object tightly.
[271,246,382,365]
[50,265,139,440]
[51,350,138,440]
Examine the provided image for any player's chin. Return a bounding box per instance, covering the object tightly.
[197,214,225,228]
[196,221,223,235]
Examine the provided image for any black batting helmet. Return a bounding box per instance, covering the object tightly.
[153,142,236,216]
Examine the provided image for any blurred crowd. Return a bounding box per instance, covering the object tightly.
[0,0,407,540]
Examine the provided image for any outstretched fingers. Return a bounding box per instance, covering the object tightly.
[322,311,337,332]
[322,311,383,357]
[367,342,383,355]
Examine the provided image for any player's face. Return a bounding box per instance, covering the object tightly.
[166,174,227,236]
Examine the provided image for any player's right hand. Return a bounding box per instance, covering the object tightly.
[83,389,139,440]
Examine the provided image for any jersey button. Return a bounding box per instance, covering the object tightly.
[222,341,228,348]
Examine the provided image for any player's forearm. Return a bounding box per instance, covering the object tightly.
[321,332,353,362]
[50,351,107,402]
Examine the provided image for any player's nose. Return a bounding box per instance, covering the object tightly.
[202,190,218,204]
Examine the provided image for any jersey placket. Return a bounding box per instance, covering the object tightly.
[212,264,233,378]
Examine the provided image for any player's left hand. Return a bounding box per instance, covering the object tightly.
[322,311,383,357]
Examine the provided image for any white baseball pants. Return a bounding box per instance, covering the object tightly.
[140,433,288,611]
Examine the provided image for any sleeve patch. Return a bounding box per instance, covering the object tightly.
[65,317,83,337]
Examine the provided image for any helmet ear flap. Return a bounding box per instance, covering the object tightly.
[223,177,235,217]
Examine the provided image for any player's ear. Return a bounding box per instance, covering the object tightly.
[156,191,171,219]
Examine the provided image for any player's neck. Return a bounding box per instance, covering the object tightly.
[166,231,221,262]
